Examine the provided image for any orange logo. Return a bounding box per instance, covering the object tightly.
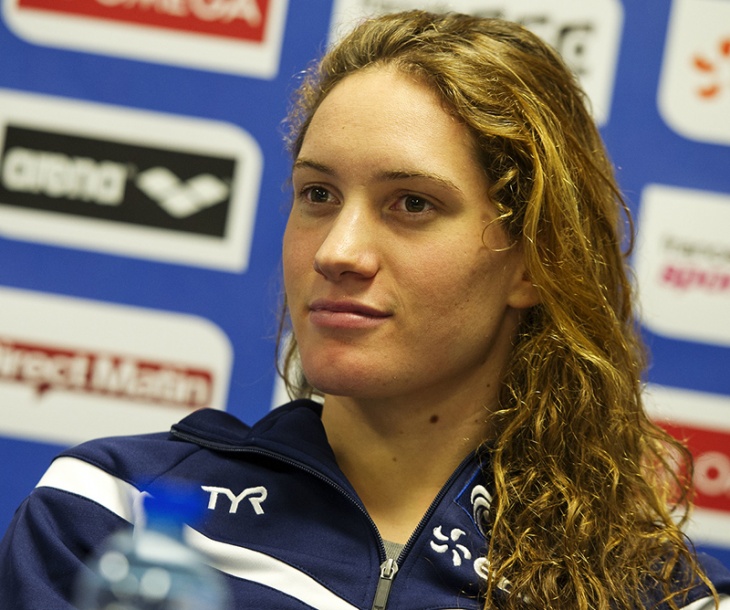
[693,37,730,99]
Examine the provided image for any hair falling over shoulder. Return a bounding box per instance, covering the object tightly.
[279,10,715,609]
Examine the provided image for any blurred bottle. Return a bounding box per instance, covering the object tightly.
[74,483,230,610]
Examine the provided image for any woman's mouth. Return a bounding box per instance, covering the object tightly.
[308,299,392,329]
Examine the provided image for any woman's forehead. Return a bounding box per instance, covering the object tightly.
[301,67,478,162]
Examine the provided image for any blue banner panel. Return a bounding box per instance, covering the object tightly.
[1,0,729,570]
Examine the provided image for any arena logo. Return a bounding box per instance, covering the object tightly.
[0,88,261,271]
[635,184,730,348]
[645,384,730,548]
[0,286,232,446]
[659,0,730,144]
[329,0,623,125]
[3,0,288,77]
[2,145,129,207]
[136,167,230,218]
[1,134,232,223]
[0,338,214,409]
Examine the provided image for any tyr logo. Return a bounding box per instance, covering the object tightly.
[201,485,267,515]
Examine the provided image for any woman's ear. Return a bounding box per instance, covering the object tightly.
[507,265,541,310]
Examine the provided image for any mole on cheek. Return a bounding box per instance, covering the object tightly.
[429,415,439,424]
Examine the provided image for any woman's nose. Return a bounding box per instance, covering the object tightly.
[313,204,379,281]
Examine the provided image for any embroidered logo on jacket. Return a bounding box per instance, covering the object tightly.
[430,526,473,567]
[470,484,493,537]
[201,485,267,514]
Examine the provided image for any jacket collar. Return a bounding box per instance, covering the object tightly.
[170,399,344,485]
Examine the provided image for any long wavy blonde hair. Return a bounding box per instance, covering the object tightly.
[278,10,712,609]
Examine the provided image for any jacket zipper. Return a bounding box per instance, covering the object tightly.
[172,431,477,610]
[363,457,477,608]
[371,558,398,610]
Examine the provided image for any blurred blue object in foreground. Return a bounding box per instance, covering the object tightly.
[74,482,230,610]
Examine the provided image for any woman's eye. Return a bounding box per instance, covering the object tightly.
[302,186,333,203]
[397,195,434,214]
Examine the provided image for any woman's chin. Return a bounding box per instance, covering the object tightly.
[302,366,390,400]
[303,375,369,399]
[298,347,405,400]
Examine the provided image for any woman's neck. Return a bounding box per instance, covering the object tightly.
[320,392,492,544]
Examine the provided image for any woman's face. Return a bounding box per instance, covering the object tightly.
[283,66,537,406]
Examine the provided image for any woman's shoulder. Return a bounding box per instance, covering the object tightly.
[648,552,730,610]
[696,552,730,601]
[48,399,323,486]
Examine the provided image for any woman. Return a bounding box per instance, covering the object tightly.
[1,10,729,610]
[280,10,729,609]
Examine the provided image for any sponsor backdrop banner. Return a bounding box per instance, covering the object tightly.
[0,0,729,566]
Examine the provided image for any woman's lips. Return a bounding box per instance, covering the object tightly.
[308,299,392,329]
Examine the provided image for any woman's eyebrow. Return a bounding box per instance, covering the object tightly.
[375,169,464,195]
[292,158,335,175]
